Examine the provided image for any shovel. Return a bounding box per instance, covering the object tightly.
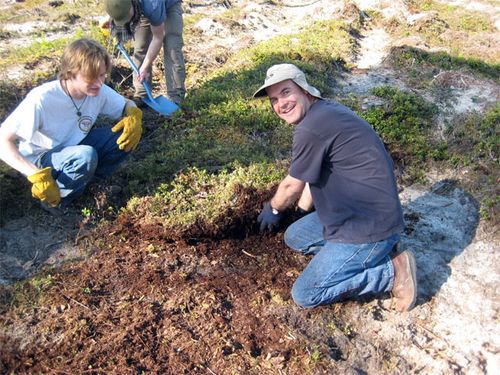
[116,43,179,116]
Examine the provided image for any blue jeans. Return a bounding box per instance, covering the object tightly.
[36,128,127,204]
[284,212,399,308]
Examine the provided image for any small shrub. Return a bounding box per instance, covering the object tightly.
[361,86,438,163]
[446,105,499,163]
[389,46,500,80]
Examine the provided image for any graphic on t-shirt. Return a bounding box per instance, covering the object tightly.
[78,116,93,133]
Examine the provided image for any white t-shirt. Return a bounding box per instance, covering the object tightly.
[1,80,126,163]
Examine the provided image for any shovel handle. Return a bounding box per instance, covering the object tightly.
[116,43,155,102]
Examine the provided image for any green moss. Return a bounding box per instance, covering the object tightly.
[479,194,499,221]
[0,0,104,32]
[414,1,494,32]
[0,0,46,24]
[443,105,499,222]
[361,86,439,163]
[0,26,111,72]
[236,20,354,71]
[0,35,69,68]
[389,46,500,81]
[126,162,287,228]
[408,0,491,28]
[455,13,491,32]
[2,273,55,312]
[446,104,500,163]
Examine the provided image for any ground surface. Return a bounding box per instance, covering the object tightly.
[1,0,499,374]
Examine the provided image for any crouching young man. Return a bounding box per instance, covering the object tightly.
[0,38,142,213]
[254,63,417,312]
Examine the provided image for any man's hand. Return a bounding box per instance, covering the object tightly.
[137,66,151,83]
[112,106,143,152]
[257,202,282,232]
[27,167,61,207]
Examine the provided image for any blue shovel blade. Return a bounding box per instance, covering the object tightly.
[143,95,179,116]
[116,43,179,116]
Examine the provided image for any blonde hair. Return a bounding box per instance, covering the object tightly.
[58,38,111,81]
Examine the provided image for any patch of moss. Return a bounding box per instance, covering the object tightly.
[479,193,499,222]
[441,105,498,222]
[239,20,354,70]
[0,27,118,83]
[446,104,499,164]
[0,36,69,69]
[0,273,55,313]
[126,162,287,229]
[359,86,441,180]
[389,46,500,82]
[0,0,46,24]
[413,1,494,32]
[0,0,104,31]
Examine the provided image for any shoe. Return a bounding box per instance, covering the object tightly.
[391,250,417,312]
[133,97,148,109]
[87,183,123,210]
[112,185,122,194]
[103,184,122,196]
[168,97,182,107]
[40,201,65,217]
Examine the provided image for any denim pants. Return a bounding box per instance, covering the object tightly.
[284,212,399,308]
[133,2,186,104]
[36,128,127,204]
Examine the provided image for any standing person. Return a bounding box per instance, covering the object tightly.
[0,38,142,213]
[254,63,417,312]
[104,0,186,105]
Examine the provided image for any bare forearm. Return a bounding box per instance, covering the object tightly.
[297,183,314,211]
[141,27,164,73]
[270,175,305,211]
[0,139,38,176]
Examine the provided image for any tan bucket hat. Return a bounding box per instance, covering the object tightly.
[253,63,322,99]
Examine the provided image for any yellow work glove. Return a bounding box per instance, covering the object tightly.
[27,167,61,207]
[111,106,143,152]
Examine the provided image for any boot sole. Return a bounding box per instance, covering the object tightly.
[396,250,417,311]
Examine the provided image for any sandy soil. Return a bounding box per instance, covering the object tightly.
[1,0,499,374]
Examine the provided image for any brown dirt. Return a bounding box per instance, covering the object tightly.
[0,188,390,374]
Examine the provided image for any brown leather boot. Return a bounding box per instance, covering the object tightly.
[391,250,417,312]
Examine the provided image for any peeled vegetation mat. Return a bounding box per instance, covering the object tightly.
[127,163,287,237]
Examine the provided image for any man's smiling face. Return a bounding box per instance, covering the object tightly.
[266,80,315,125]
